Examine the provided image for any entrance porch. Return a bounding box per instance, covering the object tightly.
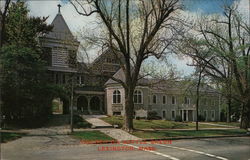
[180,110,195,121]
[75,89,105,114]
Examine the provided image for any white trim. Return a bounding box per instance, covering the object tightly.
[105,86,124,90]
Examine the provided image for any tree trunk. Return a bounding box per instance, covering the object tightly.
[123,87,134,132]
[196,67,203,131]
[226,97,231,123]
[240,98,250,129]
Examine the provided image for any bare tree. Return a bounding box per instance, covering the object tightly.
[70,0,181,131]
[175,5,250,128]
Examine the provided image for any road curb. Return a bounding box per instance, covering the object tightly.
[141,134,250,142]
[74,134,250,144]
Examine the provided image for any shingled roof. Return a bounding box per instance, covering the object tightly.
[105,69,218,93]
[44,13,74,40]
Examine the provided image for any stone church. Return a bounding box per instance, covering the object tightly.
[40,7,221,122]
[40,7,121,115]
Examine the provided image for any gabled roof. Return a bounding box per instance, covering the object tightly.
[44,13,74,40]
[105,68,125,85]
[90,48,123,68]
[104,68,149,86]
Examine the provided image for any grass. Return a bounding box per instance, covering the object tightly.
[207,122,240,127]
[1,132,25,143]
[100,116,228,130]
[72,131,115,141]
[132,129,247,139]
[73,115,92,128]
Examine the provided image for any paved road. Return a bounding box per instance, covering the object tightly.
[1,136,250,160]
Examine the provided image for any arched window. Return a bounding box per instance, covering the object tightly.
[184,97,190,105]
[134,90,143,104]
[153,95,157,104]
[113,90,121,104]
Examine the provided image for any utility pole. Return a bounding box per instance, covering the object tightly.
[70,77,74,133]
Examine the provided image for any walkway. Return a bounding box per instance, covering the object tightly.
[80,115,113,128]
[100,128,141,141]
[80,115,141,140]
[196,122,239,128]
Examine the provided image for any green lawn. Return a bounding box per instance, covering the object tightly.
[73,115,92,128]
[72,131,114,141]
[100,116,228,130]
[207,122,240,127]
[132,129,247,139]
[1,132,25,143]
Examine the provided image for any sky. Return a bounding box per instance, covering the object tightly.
[24,0,250,76]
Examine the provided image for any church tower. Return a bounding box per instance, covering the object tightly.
[39,4,80,84]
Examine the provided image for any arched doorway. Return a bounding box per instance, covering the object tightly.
[51,97,69,114]
[90,96,100,111]
[52,98,63,114]
[77,96,88,112]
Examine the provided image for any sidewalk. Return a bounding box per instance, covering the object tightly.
[138,127,240,131]
[100,129,141,141]
[196,122,239,128]
[81,115,113,128]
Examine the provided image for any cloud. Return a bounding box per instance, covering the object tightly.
[27,0,100,61]
[237,0,250,22]
[27,0,97,33]
[25,0,248,76]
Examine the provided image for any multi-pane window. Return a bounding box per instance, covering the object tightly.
[163,95,166,104]
[113,90,121,104]
[184,97,190,105]
[134,90,143,104]
[153,95,157,104]
[172,96,176,105]
[77,75,84,85]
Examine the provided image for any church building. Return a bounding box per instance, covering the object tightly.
[40,6,221,122]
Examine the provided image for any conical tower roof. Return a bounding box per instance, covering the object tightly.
[45,9,74,40]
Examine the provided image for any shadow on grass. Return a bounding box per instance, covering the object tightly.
[1,132,26,143]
